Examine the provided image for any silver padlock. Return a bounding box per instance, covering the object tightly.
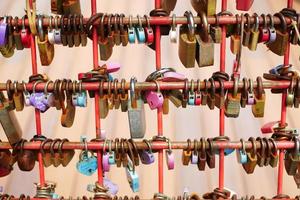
[127,78,146,139]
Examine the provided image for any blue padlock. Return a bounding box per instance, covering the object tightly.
[125,160,139,192]
[188,92,195,105]
[77,91,87,107]
[128,15,136,44]
[76,151,98,176]
[135,15,146,43]
[236,139,247,164]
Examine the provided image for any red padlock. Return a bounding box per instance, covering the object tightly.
[259,14,270,43]
[144,15,154,45]
[236,0,254,11]
[21,17,31,48]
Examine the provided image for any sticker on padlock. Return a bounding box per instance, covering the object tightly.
[139,139,155,165]
[76,150,98,176]
[236,139,248,164]
[125,160,139,192]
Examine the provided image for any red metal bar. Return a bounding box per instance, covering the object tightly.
[16,15,294,27]
[90,0,103,185]
[0,140,295,150]
[29,11,45,186]
[276,0,293,195]
[154,0,164,194]
[8,80,292,92]
[218,0,227,191]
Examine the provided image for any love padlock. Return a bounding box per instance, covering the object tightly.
[0,17,8,46]
[125,160,139,192]
[21,16,31,48]
[145,81,164,110]
[138,139,155,165]
[104,178,119,195]
[128,15,136,44]
[236,0,254,11]
[236,139,248,164]
[261,121,282,134]
[102,140,110,172]
[159,71,186,82]
[103,62,121,74]
[30,92,49,112]
[165,140,175,170]
[191,140,198,164]
[76,150,98,176]
[135,15,146,44]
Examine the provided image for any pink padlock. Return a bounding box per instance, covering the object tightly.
[145,81,164,110]
[159,71,186,82]
[261,121,281,134]
[102,140,110,172]
[104,62,121,73]
[165,140,174,170]
[236,0,254,11]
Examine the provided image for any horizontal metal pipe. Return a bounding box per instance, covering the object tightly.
[0,140,295,150]
[5,15,293,27]
[1,80,291,92]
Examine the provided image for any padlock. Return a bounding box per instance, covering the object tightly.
[252,77,266,118]
[21,16,31,48]
[242,14,251,47]
[261,121,281,134]
[259,14,270,43]
[161,0,177,14]
[178,11,196,68]
[144,15,154,45]
[215,79,225,109]
[165,140,175,170]
[207,78,216,110]
[256,137,265,167]
[206,139,215,169]
[190,0,216,16]
[236,139,248,164]
[0,91,22,145]
[191,140,198,164]
[285,137,300,175]
[139,139,155,165]
[188,80,195,105]
[236,0,254,11]
[230,14,241,55]
[242,137,257,174]
[145,81,164,110]
[197,138,206,171]
[51,0,63,14]
[125,160,139,192]
[135,15,146,44]
[76,150,98,176]
[247,78,255,105]
[48,16,55,45]
[169,14,177,43]
[182,139,192,165]
[294,77,300,108]
[102,141,110,172]
[112,14,121,46]
[0,149,12,177]
[53,16,62,45]
[225,78,241,118]
[106,14,115,48]
[99,81,109,119]
[128,15,136,44]
[269,138,278,168]
[248,13,259,51]
[128,78,146,138]
[99,14,113,61]
[104,178,119,195]
[62,0,81,15]
[13,17,24,50]
[37,15,55,66]
[267,13,289,56]
[195,13,214,68]
[0,16,8,46]
[17,139,36,171]
[286,77,296,107]
[119,14,129,46]
[210,14,222,43]
[201,79,209,106]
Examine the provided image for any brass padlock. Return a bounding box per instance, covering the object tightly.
[225,78,241,118]
[178,11,196,68]
[37,15,54,66]
[285,137,300,176]
[248,13,259,51]
[252,77,266,118]
[190,0,216,16]
[267,13,289,56]
[230,14,241,55]
[242,137,257,174]
[161,0,177,15]
[210,14,222,43]
[99,14,113,61]
[196,12,214,67]
[242,14,251,47]
[120,14,129,46]
[51,0,63,14]
[286,77,296,107]
[0,91,22,145]
[99,81,109,119]
[182,139,192,165]
[62,0,81,15]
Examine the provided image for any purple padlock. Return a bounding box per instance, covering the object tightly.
[102,140,110,172]
[104,62,121,73]
[30,93,48,112]
[145,81,164,110]
[165,150,174,170]
[104,178,119,195]
[0,17,8,46]
[159,71,186,82]
[139,140,155,164]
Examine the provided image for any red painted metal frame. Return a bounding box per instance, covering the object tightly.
[218,0,227,191]
[29,0,45,187]
[155,0,164,194]
[90,0,103,185]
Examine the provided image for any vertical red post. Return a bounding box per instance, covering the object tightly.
[90,0,103,185]
[218,0,227,190]
[277,0,293,195]
[155,0,163,194]
[28,0,45,187]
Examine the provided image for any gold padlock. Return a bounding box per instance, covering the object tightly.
[37,15,54,66]
[190,0,216,16]
[62,0,81,15]
[178,11,196,68]
[99,14,113,61]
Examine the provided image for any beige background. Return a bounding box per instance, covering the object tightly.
[0,0,299,198]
